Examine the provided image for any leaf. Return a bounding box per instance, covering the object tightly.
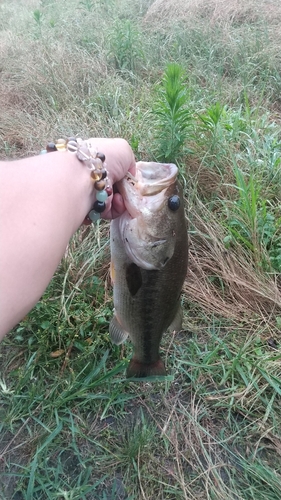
[50,349,65,358]
[41,321,50,329]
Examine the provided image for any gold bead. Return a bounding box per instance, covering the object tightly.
[94,180,106,191]
[56,143,67,152]
[91,170,103,181]
[56,138,66,145]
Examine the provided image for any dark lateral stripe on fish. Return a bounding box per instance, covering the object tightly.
[138,270,161,363]
[126,357,166,378]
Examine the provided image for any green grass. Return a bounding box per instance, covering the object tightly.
[1,0,281,498]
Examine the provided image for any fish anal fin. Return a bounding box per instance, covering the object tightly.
[126,263,142,296]
[126,357,166,378]
[109,315,129,345]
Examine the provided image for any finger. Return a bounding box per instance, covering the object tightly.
[102,193,126,220]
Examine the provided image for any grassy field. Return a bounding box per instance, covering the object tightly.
[1,0,281,498]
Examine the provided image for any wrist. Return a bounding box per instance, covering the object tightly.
[41,137,113,225]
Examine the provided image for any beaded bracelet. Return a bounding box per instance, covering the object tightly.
[40,137,113,223]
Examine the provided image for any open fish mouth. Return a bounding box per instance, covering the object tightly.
[114,171,138,194]
[119,162,178,199]
[116,162,178,219]
[125,171,139,182]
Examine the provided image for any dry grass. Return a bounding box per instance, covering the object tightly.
[186,197,281,323]
[144,0,281,28]
[0,1,131,158]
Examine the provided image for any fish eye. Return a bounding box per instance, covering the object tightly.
[168,195,180,211]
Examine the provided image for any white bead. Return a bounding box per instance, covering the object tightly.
[67,141,78,153]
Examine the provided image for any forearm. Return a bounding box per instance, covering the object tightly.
[0,151,95,338]
[0,138,135,339]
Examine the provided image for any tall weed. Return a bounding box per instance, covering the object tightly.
[152,62,191,163]
[107,19,144,73]
[223,166,281,272]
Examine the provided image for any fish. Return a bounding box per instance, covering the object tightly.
[109,161,188,378]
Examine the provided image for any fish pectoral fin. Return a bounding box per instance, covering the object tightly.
[109,315,129,345]
[167,302,183,333]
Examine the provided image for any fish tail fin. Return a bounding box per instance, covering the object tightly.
[109,315,129,345]
[126,357,166,378]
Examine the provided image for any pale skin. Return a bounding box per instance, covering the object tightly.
[0,138,136,339]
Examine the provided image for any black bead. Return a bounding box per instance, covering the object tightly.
[168,195,181,211]
[46,142,57,152]
[101,168,107,180]
[93,200,106,213]
[96,152,106,163]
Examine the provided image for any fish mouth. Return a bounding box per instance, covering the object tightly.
[117,162,178,217]
[113,171,137,197]
[123,162,178,195]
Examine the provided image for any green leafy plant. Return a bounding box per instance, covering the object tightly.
[78,0,95,11]
[33,9,43,25]
[107,19,144,72]
[223,166,281,272]
[259,209,281,272]
[152,62,191,163]
[196,103,251,175]
[224,166,261,253]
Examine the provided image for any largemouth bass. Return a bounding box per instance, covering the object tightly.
[110,161,188,378]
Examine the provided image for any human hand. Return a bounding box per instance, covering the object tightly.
[84,138,136,219]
